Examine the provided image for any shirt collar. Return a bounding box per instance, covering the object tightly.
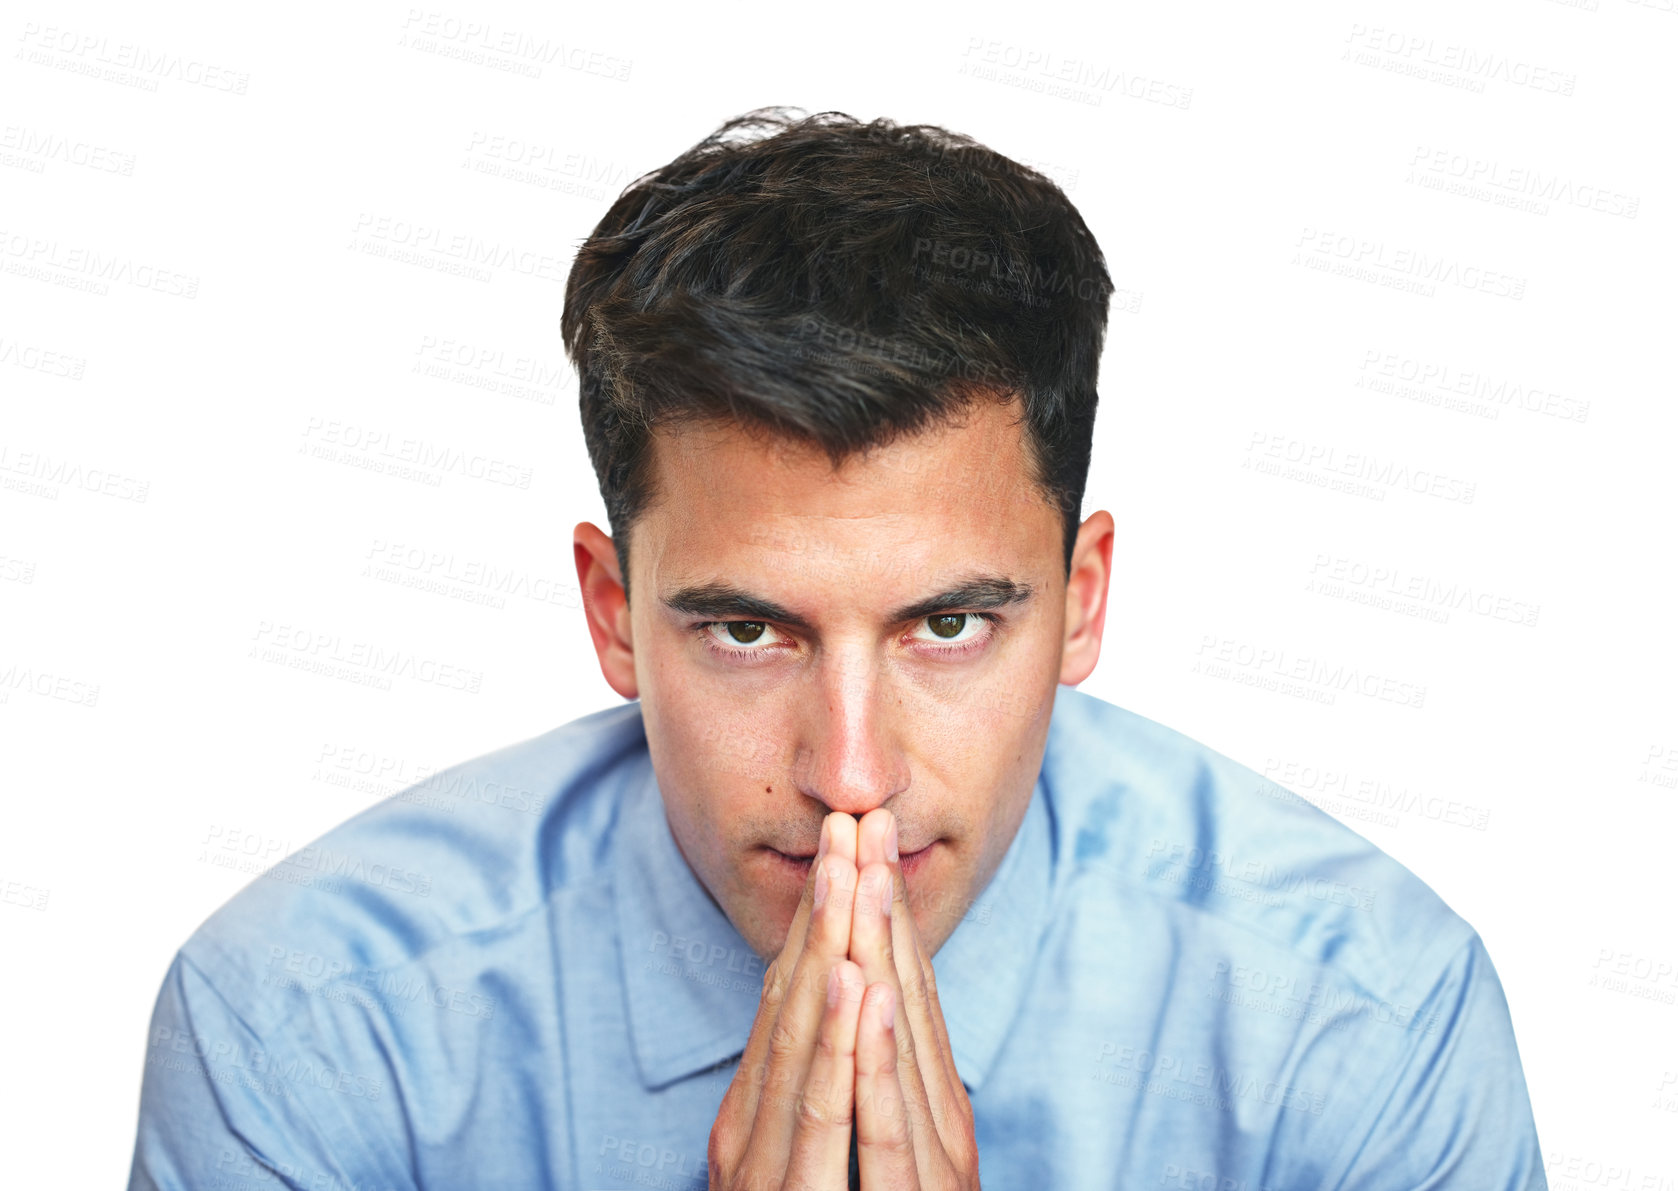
[614,749,762,1091]
[614,711,1057,1094]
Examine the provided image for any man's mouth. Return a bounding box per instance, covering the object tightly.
[767,841,939,884]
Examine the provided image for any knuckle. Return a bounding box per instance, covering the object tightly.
[877,1121,915,1154]
[905,960,929,1005]
[859,1047,898,1079]
[795,1088,851,1131]
[706,1120,733,1180]
[767,1018,802,1063]
[813,1025,840,1062]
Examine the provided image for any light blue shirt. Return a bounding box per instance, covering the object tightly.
[129,686,1546,1189]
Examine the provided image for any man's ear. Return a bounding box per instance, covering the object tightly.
[573,521,638,699]
[1059,510,1114,686]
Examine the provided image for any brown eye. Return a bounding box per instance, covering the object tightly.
[927,614,966,639]
[726,622,767,644]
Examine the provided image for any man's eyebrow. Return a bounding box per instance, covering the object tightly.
[660,574,1036,631]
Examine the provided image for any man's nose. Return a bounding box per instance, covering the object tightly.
[791,657,908,816]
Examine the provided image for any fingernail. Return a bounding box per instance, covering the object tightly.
[876,987,895,1030]
[886,817,899,863]
[814,861,830,907]
[816,819,830,863]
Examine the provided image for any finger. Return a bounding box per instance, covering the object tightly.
[858,810,958,1139]
[784,961,863,1184]
[914,915,971,1123]
[768,815,845,993]
[855,983,920,1188]
[880,820,968,1140]
[849,857,940,1172]
[743,848,859,1167]
[722,814,840,1144]
[779,812,859,974]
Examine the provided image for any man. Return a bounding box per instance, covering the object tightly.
[130,108,1546,1189]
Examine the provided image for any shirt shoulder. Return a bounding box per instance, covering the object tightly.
[177,699,650,1032]
[1042,686,1474,1006]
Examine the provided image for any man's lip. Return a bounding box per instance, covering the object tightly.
[770,843,936,862]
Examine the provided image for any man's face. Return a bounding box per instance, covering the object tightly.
[577,396,1109,961]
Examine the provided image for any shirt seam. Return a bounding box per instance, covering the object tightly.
[174,948,405,1187]
[1061,858,1472,1008]
[1315,931,1483,1190]
[186,875,592,1040]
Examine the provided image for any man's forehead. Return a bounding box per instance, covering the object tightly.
[634,403,1059,607]
[646,401,1038,505]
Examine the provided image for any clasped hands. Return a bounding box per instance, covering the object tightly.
[708,809,980,1190]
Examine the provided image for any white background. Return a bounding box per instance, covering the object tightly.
[2,0,1675,1185]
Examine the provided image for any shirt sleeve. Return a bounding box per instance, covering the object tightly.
[1325,933,1547,1191]
[127,950,407,1191]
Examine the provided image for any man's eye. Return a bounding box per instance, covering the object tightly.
[694,620,781,653]
[908,611,999,653]
[693,612,999,659]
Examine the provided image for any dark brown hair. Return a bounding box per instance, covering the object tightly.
[561,106,1114,604]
